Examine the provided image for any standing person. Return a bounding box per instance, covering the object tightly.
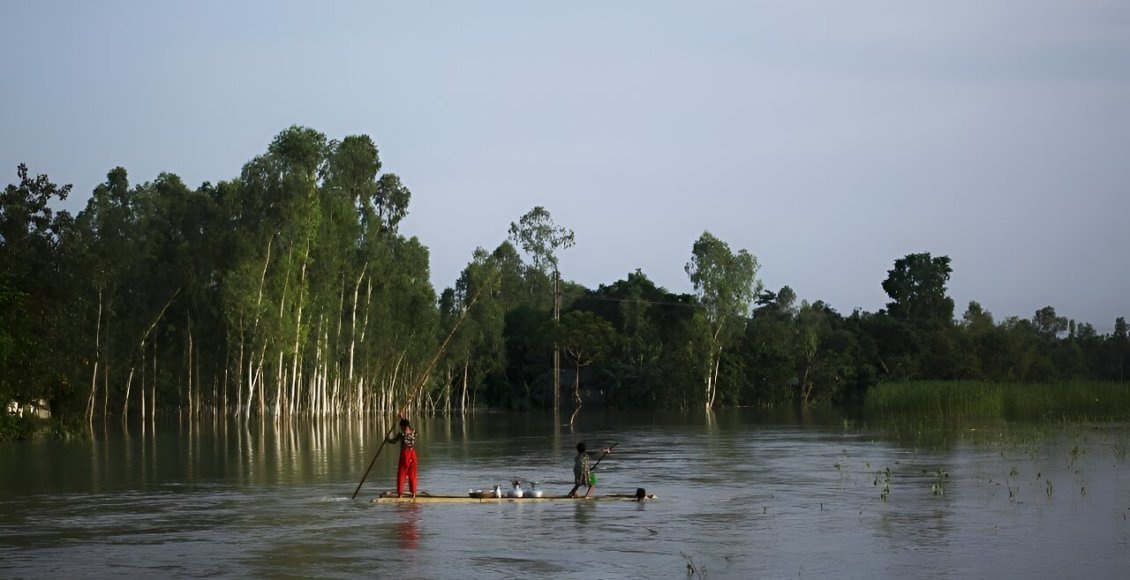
[567,442,611,498]
[386,417,418,497]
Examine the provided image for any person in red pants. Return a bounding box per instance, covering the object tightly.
[386,417,418,497]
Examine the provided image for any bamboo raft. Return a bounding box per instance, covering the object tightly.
[372,491,657,504]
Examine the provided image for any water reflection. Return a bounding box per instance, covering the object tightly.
[396,503,422,550]
[2,410,1129,579]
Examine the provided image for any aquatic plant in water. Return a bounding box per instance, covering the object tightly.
[873,466,891,501]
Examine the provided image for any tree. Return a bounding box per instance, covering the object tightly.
[882,253,954,326]
[685,231,761,409]
[507,206,575,275]
[558,310,617,425]
[0,164,75,417]
[1033,306,1068,340]
[1110,317,1129,382]
[508,207,575,411]
[739,286,798,405]
[582,270,698,409]
[443,246,509,413]
[789,301,860,404]
[961,301,994,331]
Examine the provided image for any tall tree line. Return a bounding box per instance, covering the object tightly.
[3,127,1129,429]
[2,127,439,423]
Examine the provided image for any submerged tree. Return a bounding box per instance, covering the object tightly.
[0,164,75,417]
[685,231,761,409]
[508,206,575,412]
[558,310,616,425]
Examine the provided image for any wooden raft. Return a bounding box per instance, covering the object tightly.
[371,491,657,504]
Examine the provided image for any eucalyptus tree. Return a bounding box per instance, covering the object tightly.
[128,173,202,420]
[508,206,574,411]
[507,206,575,280]
[442,241,530,413]
[169,180,227,415]
[684,231,761,409]
[76,172,191,422]
[341,139,437,415]
[322,134,385,414]
[223,127,328,418]
[361,233,437,415]
[75,167,155,420]
[297,136,370,416]
[209,126,434,418]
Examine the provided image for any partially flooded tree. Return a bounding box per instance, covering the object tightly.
[0,164,74,420]
[558,310,616,425]
[685,231,760,410]
[508,206,574,411]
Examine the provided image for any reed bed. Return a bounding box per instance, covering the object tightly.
[864,381,1130,421]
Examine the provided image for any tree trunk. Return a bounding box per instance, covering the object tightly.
[553,268,560,413]
[151,332,157,419]
[356,271,373,416]
[709,348,722,409]
[705,324,725,410]
[569,360,583,427]
[187,314,193,417]
[236,317,245,416]
[122,367,135,419]
[141,341,147,421]
[87,291,103,424]
[246,235,273,419]
[461,360,469,415]
[102,304,113,419]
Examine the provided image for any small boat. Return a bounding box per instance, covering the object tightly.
[372,489,656,504]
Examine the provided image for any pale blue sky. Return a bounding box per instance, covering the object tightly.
[4,1,1128,329]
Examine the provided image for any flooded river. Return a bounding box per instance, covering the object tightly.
[1,409,1128,578]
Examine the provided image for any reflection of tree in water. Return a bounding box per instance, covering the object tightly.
[397,504,422,550]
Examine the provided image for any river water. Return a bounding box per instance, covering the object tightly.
[1,409,1128,579]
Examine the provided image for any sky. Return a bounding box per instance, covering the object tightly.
[3,1,1128,330]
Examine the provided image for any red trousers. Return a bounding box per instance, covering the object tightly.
[396,448,418,495]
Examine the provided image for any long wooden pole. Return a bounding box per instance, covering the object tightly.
[351,278,491,499]
[590,441,618,472]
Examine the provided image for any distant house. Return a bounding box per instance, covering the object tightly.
[5,399,50,419]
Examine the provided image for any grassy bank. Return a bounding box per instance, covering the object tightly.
[864,381,1130,421]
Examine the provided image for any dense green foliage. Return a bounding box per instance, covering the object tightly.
[2,126,1129,437]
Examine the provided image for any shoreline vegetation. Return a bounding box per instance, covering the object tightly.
[865,381,1130,422]
[5,381,1129,443]
[3,126,1129,442]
